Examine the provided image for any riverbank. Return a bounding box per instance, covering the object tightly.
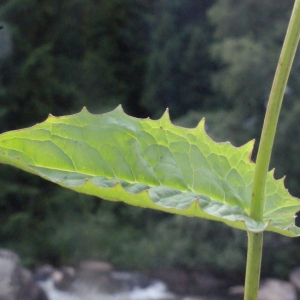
[1,248,300,300]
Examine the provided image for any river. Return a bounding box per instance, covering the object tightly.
[39,275,177,300]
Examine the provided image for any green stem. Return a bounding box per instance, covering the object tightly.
[244,1,300,299]
[244,232,263,300]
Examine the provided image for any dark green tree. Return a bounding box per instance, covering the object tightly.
[142,0,216,118]
[207,0,294,146]
[81,0,154,117]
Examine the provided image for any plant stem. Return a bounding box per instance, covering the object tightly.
[244,1,300,299]
[244,232,263,300]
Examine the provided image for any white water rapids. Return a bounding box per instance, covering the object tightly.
[39,278,176,300]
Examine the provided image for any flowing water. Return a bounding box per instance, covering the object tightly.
[39,277,176,300]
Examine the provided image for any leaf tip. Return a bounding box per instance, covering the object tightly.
[199,118,206,128]
[158,108,171,124]
[114,105,125,112]
[162,107,170,117]
[46,113,56,122]
[81,106,89,113]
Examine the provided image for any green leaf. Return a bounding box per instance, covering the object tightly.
[0,106,299,237]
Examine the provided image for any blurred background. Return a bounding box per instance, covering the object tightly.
[0,0,299,288]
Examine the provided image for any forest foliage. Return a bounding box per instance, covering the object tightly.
[0,0,299,281]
